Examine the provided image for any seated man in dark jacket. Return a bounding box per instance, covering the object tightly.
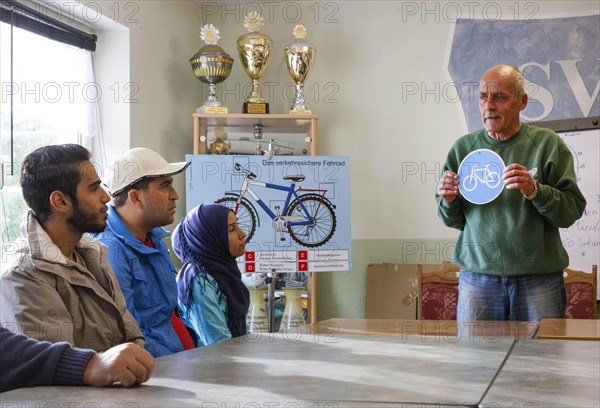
[0,326,154,392]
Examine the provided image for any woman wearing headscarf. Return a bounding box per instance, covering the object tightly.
[172,203,250,345]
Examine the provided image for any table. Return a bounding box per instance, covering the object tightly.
[314,318,538,339]
[481,339,600,408]
[537,318,600,340]
[1,327,514,407]
[1,324,598,408]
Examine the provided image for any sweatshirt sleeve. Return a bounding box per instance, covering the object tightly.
[531,135,587,228]
[436,195,466,230]
[435,143,466,231]
[0,327,95,392]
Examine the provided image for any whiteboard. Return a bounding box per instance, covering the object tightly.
[537,117,599,299]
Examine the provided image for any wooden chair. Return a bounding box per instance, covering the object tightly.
[563,265,597,319]
[417,263,460,320]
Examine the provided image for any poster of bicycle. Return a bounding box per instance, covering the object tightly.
[185,155,352,274]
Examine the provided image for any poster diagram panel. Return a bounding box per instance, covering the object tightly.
[559,128,599,296]
[186,155,352,273]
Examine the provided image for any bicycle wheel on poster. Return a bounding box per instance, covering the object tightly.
[286,194,337,247]
[215,196,257,242]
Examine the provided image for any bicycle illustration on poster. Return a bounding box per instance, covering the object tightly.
[185,155,352,273]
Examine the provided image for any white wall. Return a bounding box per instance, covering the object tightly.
[195,1,599,319]
[72,0,598,319]
[77,0,204,224]
[197,0,599,240]
[90,22,130,170]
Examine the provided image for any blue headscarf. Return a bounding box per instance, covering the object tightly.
[173,203,249,338]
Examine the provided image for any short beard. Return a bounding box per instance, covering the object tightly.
[67,205,106,234]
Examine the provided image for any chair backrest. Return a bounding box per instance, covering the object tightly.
[417,263,460,320]
[563,265,597,319]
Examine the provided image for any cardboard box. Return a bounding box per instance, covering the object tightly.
[365,263,419,319]
[365,263,456,319]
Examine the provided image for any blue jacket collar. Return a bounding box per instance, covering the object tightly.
[107,205,171,251]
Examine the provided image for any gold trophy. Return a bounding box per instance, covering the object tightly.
[285,24,316,114]
[209,127,231,155]
[190,24,233,113]
[237,12,272,114]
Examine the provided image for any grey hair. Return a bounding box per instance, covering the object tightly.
[508,65,526,97]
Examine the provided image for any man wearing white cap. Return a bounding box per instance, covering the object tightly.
[92,148,195,357]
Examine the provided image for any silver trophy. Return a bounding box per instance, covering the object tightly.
[284,25,316,113]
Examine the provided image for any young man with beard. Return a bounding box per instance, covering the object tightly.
[0,144,146,352]
[92,148,194,357]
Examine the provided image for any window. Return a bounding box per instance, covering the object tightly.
[0,21,97,246]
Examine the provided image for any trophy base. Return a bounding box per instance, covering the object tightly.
[209,142,231,155]
[290,109,312,115]
[243,102,269,114]
[197,106,228,114]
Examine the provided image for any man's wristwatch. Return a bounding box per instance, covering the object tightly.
[525,181,538,200]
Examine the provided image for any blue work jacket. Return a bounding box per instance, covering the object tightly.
[91,206,183,357]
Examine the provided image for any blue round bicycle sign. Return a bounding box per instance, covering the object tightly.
[458,149,505,205]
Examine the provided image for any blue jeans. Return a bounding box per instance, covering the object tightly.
[457,271,566,321]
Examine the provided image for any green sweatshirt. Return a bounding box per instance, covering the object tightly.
[436,124,586,277]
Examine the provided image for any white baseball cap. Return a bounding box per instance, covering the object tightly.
[105,147,190,196]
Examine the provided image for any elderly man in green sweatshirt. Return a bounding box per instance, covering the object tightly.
[436,64,586,321]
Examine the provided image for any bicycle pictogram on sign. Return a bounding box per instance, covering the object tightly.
[458,149,505,205]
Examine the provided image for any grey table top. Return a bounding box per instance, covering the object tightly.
[480,339,600,408]
[1,329,515,408]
